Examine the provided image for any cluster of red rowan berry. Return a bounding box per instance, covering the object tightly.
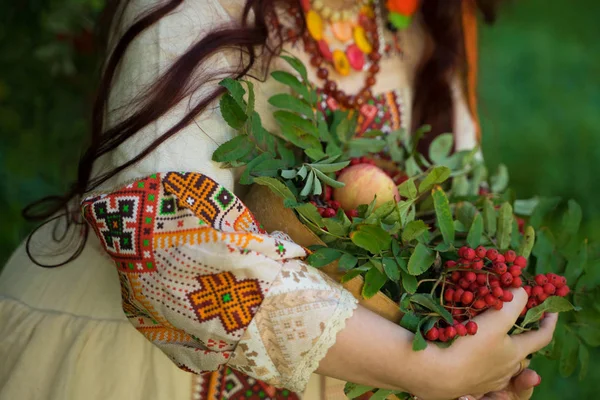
[312,186,359,219]
[423,245,570,343]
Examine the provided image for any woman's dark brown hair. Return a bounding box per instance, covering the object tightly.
[23,0,500,266]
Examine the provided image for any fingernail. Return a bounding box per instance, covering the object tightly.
[459,397,469,400]
[534,375,542,387]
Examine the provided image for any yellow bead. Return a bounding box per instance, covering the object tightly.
[312,0,324,10]
[306,10,324,41]
[360,5,375,18]
[321,6,332,19]
[333,49,351,76]
[331,11,341,22]
[353,26,372,54]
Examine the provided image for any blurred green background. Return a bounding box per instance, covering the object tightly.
[0,0,598,398]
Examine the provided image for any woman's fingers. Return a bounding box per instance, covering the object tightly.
[473,288,528,336]
[512,313,558,357]
[512,369,540,393]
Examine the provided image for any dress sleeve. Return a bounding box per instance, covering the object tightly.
[82,172,358,392]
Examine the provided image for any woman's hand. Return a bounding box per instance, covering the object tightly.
[316,288,557,400]
[407,288,557,400]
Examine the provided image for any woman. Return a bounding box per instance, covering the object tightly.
[0,1,556,399]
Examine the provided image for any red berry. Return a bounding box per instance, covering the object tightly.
[514,256,527,268]
[444,289,455,303]
[495,254,506,263]
[329,200,340,210]
[323,208,336,218]
[493,301,504,310]
[469,282,479,292]
[453,288,465,303]
[473,299,487,309]
[459,258,471,269]
[318,208,327,217]
[538,293,549,302]
[464,248,476,261]
[451,271,461,283]
[478,286,490,297]
[461,291,474,305]
[509,265,522,277]
[557,276,567,288]
[523,285,532,296]
[476,273,488,286]
[494,262,508,275]
[472,258,484,270]
[490,278,501,288]
[532,286,544,298]
[485,294,498,306]
[445,260,457,269]
[438,329,448,342]
[459,279,470,289]
[324,186,333,200]
[446,326,458,339]
[520,307,528,317]
[557,285,570,297]
[504,250,517,263]
[466,321,478,335]
[543,283,556,295]
[476,246,487,259]
[535,274,549,286]
[347,209,359,218]
[464,271,477,284]
[455,323,468,337]
[425,327,439,341]
[459,246,469,258]
[501,290,514,302]
[451,308,463,318]
[511,276,523,288]
[527,298,538,309]
[501,272,514,286]
[547,273,560,286]
[486,249,499,261]
[492,286,504,298]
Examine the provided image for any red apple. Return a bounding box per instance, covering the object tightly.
[333,164,400,210]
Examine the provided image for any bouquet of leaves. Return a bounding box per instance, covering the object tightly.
[212,55,598,399]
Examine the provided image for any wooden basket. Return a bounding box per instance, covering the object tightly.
[244,184,403,324]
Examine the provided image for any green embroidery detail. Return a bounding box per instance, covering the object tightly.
[222,293,232,303]
[145,216,152,224]
[143,239,150,247]
[122,204,129,212]
[128,263,134,270]
[259,391,265,398]
[146,262,154,269]
[150,174,157,179]
[246,390,253,397]
[137,182,145,188]
[148,194,155,202]
[98,207,105,215]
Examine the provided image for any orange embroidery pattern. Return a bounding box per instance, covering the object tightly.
[187,271,264,334]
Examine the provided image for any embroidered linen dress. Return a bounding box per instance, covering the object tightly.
[0,1,479,399]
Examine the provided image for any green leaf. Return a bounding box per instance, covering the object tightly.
[253,176,295,200]
[219,93,248,129]
[280,54,308,82]
[483,199,497,236]
[532,228,556,274]
[467,213,483,248]
[401,220,429,243]
[304,147,326,161]
[312,173,322,195]
[306,248,343,268]
[273,110,318,137]
[413,323,431,351]
[456,202,478,230]
[373,201,396,220]
[407,243,435,275]
[347,138,387,154]
[432,186,455,245]
[579,344,590,381]
[452,175,470,197]
[514,197,540,216]
[276,138,296,166]
[490,163,509,193]
[530,197,562,229]
[410,293,453,324]
[560,200,582,245]
[268,93,314,117]
[418,166,451,193]
[497,202,513,250]
[429,133,454,164]
[341,269,363,283]
[401,270,418,293]
[251,158,287,177]
[280,169,297,179]
[212,135,253,163]
[344,383,374,399]
[398,178,417,200]
[270,71,310,102]
[239,153,274,184]
[522,296,576,327]
[362,265,388,299]
[309,161,349,173]
[338,253,358,271]
[300,171,315,197]
[312,168,345,189]
[559,336,579,378]
[400,312,421,331]
[565,239,588,286]
[244,80,255,115]
[323,218,348,236]
[370,390,400,400]
[294,202,323,227]
[382,257,400,282]
[219,78,246,108]
[350,224,392,254]
[396,200,414,226]
[518,225,536,258]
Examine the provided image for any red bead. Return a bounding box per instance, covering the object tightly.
[369,64,380,74]
[368,52,381,62]
[366,76,376,86]
[310,55,323,67]
[324,80,337,93]
[317,67,329,80]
